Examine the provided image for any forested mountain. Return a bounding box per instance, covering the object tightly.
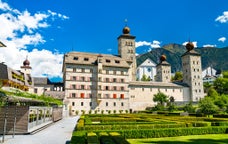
[137,44,228,72]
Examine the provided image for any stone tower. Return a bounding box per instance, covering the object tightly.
[117,26,136,81]
[20,57,32,75]
[182,42,204,101]
[156,55,171,83]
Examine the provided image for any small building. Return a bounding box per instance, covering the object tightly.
[33,77,64,100]
[0,62,33,91]
[136,58,157,81]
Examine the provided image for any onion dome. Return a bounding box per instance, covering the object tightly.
[122,26,130,34]
[160,55,167,62]
[185,42,194,51]
[23,59,30,66]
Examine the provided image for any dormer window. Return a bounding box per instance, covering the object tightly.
[84,58,89,61]
[106,59,111,63]
[73,57,78,60]
[115,60,120,64]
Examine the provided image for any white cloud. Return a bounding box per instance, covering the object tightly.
[182,41,198,47]
[218,37,226,43]
[0,1,68,79]
[135,41,151,47]
[151,40,161,48]
[136,40,161,52]
[215,11,228,23]
[203,44,216,48]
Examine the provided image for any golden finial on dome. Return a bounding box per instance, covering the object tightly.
[160,55,167,62]
[122,19,130,34]
[186,42,194,51]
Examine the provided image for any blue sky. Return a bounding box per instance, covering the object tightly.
[0,0,228,81]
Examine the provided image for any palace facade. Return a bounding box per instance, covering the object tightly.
[62,26,205,115]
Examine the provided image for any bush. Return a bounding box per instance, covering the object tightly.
[119,126,228,138]
[98,132,115,144]
[71,131,86,144]
[87,132,100,144]
[109,132,129,144]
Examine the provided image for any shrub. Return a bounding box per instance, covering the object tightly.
[119,126,228,138]
[71,131,86,144]
[98,132,115,144]
[87,132,99,144]
[109,132,129,144]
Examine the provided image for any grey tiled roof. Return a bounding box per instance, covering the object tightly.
[64,52,130,68]
[129,81,186,88]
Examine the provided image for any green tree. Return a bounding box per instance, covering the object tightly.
[141,74,150,81]
[213,77,228,94]
[199,97,219,117]
[222,71,228,78]
[207,87,219,99]
[172,72,183,81]
[183,102,195,113]
[214,94,228,109]
[153,91,169,106]
[204,82,213,93]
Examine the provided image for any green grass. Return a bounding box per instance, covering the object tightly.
[127,134,228,144]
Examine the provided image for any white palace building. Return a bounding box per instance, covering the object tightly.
[62,26,205,115]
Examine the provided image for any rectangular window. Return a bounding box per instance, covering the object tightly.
[106,70,109,74]
[106,102,108,106]
[113,94,117,99]
[113,71,116,75]
[120,94,124,99]
[150,88,152,92]
[113,86,117,90]
[121,71,124,75]
[81,102,84,106]
[80,93,84,98]
[106,59,111,63]
[105,86,109,90]
[72,76,76,81]
[115,60,120,64]
[113,102,116,106]
[34,88,38,93]
[121,79,124,83]
[142,88,144,91]
[113,78,116,82]
[72,85,76,89]
[82,68,85,72]
[72,102,75,106]
[90,102,92,106]
[73,68,76,72]
[84,58,89,61]
[106,78,109,82]
[121,87,124,91]
[73,57,78,60]
[81,85,85,90]
[72,93,76,98]
[98,85,101,90]
[121,102,124,106]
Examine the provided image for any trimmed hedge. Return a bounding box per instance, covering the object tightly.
[71,131,86,144]
[98,132,115,144]
[119,126,228,138]
[83,123,188,131]
[109,132,130,144]
[87,132,100,144]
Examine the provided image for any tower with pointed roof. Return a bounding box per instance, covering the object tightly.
[117,26,136,81]
[21,57,32,75]
[156,55,171,82]
[182,42,204,101]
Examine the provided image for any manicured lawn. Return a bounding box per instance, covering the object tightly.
[127,134,228,144]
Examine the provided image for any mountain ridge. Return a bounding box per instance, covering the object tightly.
[136,44,228,72]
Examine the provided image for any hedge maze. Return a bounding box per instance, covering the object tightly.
[70,113,228,144]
